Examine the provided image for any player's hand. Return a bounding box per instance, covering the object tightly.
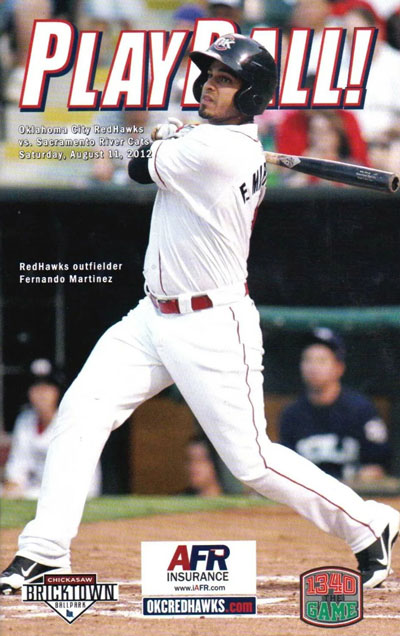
[151,117,183,141]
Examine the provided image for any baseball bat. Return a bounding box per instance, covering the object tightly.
[264,151,399,194]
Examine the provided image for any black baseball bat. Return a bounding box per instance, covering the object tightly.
[264,151,399,194]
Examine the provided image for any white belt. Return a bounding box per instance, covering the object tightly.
[146,281,249,315]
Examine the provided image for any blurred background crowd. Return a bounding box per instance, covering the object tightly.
[0,0,399,187]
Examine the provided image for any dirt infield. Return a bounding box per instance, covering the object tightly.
[1,498,400,636]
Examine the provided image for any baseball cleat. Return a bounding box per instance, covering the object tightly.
[0,555,70,595]
[356,508,400,588]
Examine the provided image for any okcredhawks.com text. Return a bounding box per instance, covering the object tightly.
[142,596,256,616]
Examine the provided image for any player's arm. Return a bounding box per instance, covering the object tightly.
[129,118,207,192]
[128,154,153,184]
[128,118,187,185]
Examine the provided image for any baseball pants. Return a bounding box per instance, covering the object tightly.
[18,296,389,567]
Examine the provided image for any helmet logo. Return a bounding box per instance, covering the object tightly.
[214,36,235,51]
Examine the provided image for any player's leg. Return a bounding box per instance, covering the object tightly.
[2,299,172,585]
[157,297,399,585]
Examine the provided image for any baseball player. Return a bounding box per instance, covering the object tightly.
[1,34,398,594]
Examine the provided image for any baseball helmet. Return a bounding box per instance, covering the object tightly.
[189,33,277,117]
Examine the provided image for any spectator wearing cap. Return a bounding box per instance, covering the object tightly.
[2,361,101,499]
[172,3,206,29]
[207,0,243,26]
[278,329,390,482]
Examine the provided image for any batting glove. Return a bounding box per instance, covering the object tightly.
[151,117,183,141]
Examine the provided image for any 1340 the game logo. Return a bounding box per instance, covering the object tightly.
[300,567,363,628]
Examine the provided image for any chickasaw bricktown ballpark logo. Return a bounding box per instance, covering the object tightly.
[22,573,119,623]
[141,541,257,616]
[300,567,363,628]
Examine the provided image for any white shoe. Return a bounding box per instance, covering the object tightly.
[355,508,400,588]
[0,555,71,595]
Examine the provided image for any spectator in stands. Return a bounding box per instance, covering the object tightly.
[367,136,392,171]
[207,0,243,26]
[289,0,400,143]
[290,0,338,74]
[337,2,400,142]
[388,127,400,173]
[0,0,9,136]
[52,0,77,21]
[291,0,335,30]
[78,0,145,69]
[331,0,387,35]
[263,0,296,29]
[387,5,400,50]
[1,0,52,103]
[276,105,369,186]
[2,360,102,499]
[255,27,290,157]
[181,435,223,496]
[279,328,391,482]
[346,0,400,27]
[268,12,371,184]
[165,3,207,118]
[366,123,400,172]
[79,0,145,30]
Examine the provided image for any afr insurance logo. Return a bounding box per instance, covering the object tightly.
[22,573,119,623]
[167,543,230,590]
[141,541,257,615]
[300,567,363,628]
[141,540,256,596]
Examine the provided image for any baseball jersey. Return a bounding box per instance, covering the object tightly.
[145,122,266,296]
[279,388,390,480]
[4,408,102,499]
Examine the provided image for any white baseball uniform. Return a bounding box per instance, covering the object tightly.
[17,122,392,567]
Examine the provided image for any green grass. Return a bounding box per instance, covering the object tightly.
[0,495,273,529]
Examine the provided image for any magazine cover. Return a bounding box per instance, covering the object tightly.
[1,0,400,634]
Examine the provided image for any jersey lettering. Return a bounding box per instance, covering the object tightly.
[239,182,250,203]
[296,434,359,466]
[252,163,267,194]
[239,163,266,203]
